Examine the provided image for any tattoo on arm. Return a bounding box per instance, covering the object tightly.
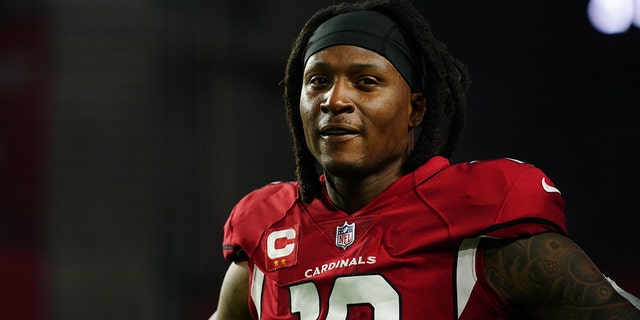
[482,232,640,320]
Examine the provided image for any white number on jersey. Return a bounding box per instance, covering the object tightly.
[252,268,399,319]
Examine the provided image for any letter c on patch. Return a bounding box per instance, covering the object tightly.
[267,228,296,259]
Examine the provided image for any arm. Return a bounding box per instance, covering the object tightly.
[482,232,640,319]
[209,261,253,320]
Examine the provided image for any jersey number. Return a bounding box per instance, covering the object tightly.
[252,268,400,319]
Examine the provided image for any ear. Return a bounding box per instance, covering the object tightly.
[409,93,426,128]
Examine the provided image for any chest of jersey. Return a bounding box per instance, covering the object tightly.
[226,158,567,319]
[250,194,467,319]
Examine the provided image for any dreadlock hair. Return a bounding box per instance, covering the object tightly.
[283,0,470,203]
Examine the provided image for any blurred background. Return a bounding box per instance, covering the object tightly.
[1,0,638,319]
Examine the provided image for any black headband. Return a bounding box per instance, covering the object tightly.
[303,10,425,92]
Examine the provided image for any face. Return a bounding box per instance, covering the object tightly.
[300,45,425,179]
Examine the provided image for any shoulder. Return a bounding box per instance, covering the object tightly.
[417,157,567,238]
[236,181,299,206]
[420,157,552,199]
[451,157,541,179]
[222,181,300,260]
[416,157,545,186]
[231,181,299,220]
[432,157,557,197]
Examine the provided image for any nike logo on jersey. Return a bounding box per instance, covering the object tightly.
[541,177,561,194]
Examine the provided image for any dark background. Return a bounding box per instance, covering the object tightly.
[1,0,638,319]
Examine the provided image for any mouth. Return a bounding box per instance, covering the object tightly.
[319,124,360,138]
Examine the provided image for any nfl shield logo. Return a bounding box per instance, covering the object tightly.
[336,221,355,249]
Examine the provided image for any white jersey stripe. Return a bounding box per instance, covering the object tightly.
[251,266,265,318]
[606,276,640,310]
[455,237,482,319]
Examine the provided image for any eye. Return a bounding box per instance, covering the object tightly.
[307,75,330,87]
[355,76,380,88]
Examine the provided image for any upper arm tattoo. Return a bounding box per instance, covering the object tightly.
[482,232,640,320]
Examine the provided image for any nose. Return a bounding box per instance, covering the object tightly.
[320,79,355,114]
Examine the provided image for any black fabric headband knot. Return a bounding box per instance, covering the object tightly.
[303,10,425,92]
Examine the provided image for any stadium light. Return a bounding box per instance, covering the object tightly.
[587,0,635,34]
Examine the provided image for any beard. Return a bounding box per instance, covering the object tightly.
[318,153,402,181]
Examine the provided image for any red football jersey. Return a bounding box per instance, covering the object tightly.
[222,156,567,319]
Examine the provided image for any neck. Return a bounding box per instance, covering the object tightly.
[324,165,404,214]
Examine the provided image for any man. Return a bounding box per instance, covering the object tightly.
[210,0,640,319]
